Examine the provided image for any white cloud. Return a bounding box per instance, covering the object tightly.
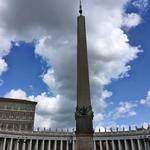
[5,89,28,99]
[34,1,141,128]
[0,28,12,56]
[0,27,12,75]
[0,0,145,128]
[0,29,15,76]
[140,91,150,106]
[0,58,8,75]
[42,68,60,95]
[108,102,137,120]
[122,13,142,28]
[30,93,61,129]
[132,0,149,12]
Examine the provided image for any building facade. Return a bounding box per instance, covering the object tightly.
[0,98,37,132]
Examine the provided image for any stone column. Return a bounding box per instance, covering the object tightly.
[106,140,109,150]
[137,139,142,150]
[60,140,63,150]
[9,138,13,150]
[22,140,26,150]
[147,141,150,150]
[147,140,150,150]
[66,140,69,150]
[100,140,103,150]
[13,140,17,150]
[0,140,3,150]
[94,140,96,150]
[144,140,147,150]
[29,139,32,150]
[16,139,19,150]
[42,140,45,150]
[35,139,38,150]
[118,140,122,150]
[112,140,115,150]
[125,140,129,150]
[131,139,135,150]
[3,138,6,150]
[54,140,57,150]
[72,140,75,150]
[48,140,51,150]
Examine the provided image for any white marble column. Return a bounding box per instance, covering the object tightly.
[16,139,19,150]
[0,140,3,149]
[66,140,69,150]
[29,139,32,150]
[106,140,109,150]
[148,141,150,150]
[143,141,146,150]
[118,140,122,150]
[100,140,103,150]
[125,140,129,150]
[131,139,135,150]
[22,140,26,150]
[9,138,13,150]
[137,139,142,150]
[35,139,39,150]
[54,140,57,150]
[0,140,2,150]
[2,138,6,150]
[72,140,75,150]
[144,141,148,150]
[112,140,115,150]
[94,140,96,150]
[60,140,63,150]
[48,140,51,150]
[42,140,45,150]
[147,141,150,150]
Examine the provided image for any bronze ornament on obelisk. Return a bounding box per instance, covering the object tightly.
[75,1,94,149]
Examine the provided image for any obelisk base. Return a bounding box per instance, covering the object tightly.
[76,134,93,150]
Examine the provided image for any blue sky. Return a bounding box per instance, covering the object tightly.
[105,2,150,127]
[1,42,49,96]
[0,0,150,129]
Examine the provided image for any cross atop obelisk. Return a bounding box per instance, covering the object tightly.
[79,0,82,15]
[75,1,94,149]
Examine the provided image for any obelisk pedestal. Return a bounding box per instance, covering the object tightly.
[76,135,93,150]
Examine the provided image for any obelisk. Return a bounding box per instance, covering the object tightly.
[75,1,94,149]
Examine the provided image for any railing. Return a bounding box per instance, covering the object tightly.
[0,125,150,135]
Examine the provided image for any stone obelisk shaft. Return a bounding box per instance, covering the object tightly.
[77,15,91,108]
[75,14,94,150]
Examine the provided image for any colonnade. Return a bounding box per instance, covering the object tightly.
[93,138,150,150]
[0,135,150,150]
[0,137,76,150]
